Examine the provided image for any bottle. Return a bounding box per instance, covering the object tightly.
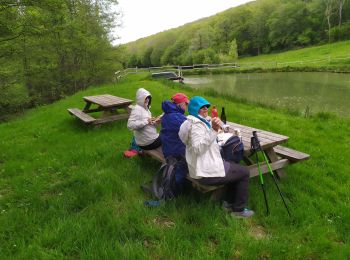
[220,107,227,125]
[211,105,218,118]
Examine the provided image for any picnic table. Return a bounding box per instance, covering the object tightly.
[225,122,309,178]
[142,121,310,195]
[68,94,133,125]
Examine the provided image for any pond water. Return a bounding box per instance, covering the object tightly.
[184,72,350,117]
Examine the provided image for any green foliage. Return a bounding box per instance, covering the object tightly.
[0,0,122,119]
[0,76,349,258]
[124,0,350,67]
[330,21,350,41]
[228,39,238,60]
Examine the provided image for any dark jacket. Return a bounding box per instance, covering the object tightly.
[160,100,187,158]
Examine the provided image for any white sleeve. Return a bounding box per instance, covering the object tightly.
[127,108,149,130]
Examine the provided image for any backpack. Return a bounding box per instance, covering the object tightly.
[151,156,179,201]
[220,135,244,163]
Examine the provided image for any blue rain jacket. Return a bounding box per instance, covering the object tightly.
[160,100,187,158]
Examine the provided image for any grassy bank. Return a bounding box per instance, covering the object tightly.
[1,73,349,258]
[238,40,350,72]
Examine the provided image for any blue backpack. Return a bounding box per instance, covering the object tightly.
[220,135,244,163]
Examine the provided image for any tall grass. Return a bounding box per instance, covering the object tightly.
[0,73,349,258]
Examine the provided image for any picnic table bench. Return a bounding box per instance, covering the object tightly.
[142,121,309,197]
[68,94,133,125]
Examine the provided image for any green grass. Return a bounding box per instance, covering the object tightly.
[238,40,350,71]
[1,73,350,258]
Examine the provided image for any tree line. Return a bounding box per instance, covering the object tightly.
[125,0,350,68]
[0,0,123,120]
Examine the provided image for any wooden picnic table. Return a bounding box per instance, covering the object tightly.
[142,121,310,195]
[68,94,133,125]
[226,122,298,178]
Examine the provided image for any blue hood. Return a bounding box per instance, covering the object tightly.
[188,96,211,116]
[162,100,185,114]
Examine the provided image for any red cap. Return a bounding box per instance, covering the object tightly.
[171,93,189,104]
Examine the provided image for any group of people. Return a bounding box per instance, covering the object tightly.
[127,88,254,218]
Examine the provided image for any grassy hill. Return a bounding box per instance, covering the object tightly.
[0,74,349,258]
[238,40,350,71]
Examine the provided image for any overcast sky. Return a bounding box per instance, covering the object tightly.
[114,0,254,44]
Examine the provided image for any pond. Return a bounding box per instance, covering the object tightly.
[184,72,350,117]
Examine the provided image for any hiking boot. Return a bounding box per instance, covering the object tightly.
[231,208,255,218]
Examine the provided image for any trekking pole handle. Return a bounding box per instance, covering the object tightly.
[251,131,261,152]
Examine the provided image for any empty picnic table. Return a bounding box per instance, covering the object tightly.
[68,94,133,125]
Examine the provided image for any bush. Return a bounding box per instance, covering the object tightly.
[0,83,30,118]
[330,22,350,42]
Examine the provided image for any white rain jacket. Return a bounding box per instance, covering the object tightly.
[179,115,225,179]
[127,88,159,146]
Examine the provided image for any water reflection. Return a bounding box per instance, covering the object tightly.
[184,72,350,117]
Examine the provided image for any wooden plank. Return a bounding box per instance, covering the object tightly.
[142,149,166,163]
[274,145,310,162]
[67,108,96,123]
[225,121,289,152]
[247,159,290,178]
[83,94,133,108]
[186,176,224,193]
[93,113,129,124]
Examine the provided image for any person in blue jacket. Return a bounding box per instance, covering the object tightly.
[160,93,189,193]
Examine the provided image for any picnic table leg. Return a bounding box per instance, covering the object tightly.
[264,148,286,178]
[83,102,92,112]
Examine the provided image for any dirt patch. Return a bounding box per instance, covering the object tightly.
[249,224,268,240]
[152,216,175,228]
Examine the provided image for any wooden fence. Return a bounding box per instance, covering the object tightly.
[117,55,350,80]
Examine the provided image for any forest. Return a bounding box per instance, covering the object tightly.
[125,0,350,68]
[1,0,350,120]
[0,0,123,120]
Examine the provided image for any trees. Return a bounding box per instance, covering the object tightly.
[123,0,350,68]
[0,0,122,118]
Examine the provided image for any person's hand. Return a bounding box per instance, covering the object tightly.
[211,117,222,132]
[153,117,161,124]
[148,118,155,125]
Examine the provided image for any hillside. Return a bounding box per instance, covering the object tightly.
[123,0,350,69]
[0,74,349,258]
[238,40,350,70]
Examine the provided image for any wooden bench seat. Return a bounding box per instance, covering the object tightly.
[67,108,96,124]
[142,149,225,196]
[186,176,224,192]
[140,144,309,199]
[142,149,165,163]
[274,145,310,163]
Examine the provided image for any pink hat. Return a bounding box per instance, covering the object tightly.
[171,93,189,104]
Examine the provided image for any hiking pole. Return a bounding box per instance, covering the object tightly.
[251,133,269,215]
[252,131,291,217]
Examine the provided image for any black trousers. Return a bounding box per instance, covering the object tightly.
[197,161,249,212]
[138,136,162,150]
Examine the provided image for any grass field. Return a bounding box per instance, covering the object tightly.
[238,40,350,70]
[1,73,349,258]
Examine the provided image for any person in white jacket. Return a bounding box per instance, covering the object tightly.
[179,96,254,218]
[127,88,161,150]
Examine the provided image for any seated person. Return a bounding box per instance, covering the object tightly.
[127,88,161,150]
[160,93,189,191]
[179,96,254,218]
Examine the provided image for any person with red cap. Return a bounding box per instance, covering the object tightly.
[160,93,190,194]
